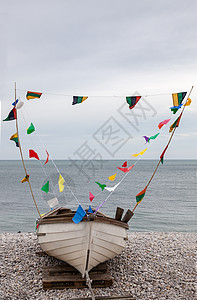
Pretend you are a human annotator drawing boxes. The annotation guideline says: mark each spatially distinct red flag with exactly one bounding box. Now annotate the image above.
[29,149,40,160]
[122,161,127,167]
[89,192,94,202]
[160,145,169,164]
[117,165,134,173]
[44,150,49,165]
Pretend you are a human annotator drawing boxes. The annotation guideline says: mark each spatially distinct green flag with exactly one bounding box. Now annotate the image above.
[41,181,49,193]
[149,133,160,141]
[27,123,35,134]
[95,181,106,191]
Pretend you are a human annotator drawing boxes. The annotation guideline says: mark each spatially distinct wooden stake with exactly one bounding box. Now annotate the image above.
[132,86,194,214]
[14,82,41,217]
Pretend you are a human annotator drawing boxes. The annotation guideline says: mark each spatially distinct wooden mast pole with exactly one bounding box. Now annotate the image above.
[14,82,41,217]
[132,86,194,213]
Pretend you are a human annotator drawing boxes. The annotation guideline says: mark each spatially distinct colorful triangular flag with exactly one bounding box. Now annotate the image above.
[26,91,42,100]
[41,181,49,193]
[3,107,16,121]
[21,175,29,183]
[136,186,147,204]
[117,165,134,173]
[108,173,117,181]
[126,96,141,109]
[89,192,94,202]
[95,182,106,191]
[158,119,171,129]
[27,123,35,134]
[29,149,40,160]
[58,174,65,192]
[72,96,88,105]
[44,150,49,165]
[10,133,19,147]
[72,205,86,224]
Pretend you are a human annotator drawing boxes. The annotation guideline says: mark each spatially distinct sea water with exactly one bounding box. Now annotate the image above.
[0,160,196,233]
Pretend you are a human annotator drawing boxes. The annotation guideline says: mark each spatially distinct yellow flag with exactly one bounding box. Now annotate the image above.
[59,174,65,192]
[184,98,192,106]
[132,148,148,157]
[21,175,29,183]
[108,173,117,181]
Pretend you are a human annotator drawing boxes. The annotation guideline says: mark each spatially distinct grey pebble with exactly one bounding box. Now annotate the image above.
[0,232,196,300]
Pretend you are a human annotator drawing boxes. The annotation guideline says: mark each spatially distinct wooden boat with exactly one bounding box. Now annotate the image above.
[37,207,132,278]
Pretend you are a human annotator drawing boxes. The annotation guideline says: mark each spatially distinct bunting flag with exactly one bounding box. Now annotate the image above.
[26,91,42,100]
[27,123,35,134]
[172,92,187,106]
[41,181,49,193]
[122,161,127,167]
[136,186,147,204]
[89,192,95,202]
[72,96,88,105]
[3,107,16,121]
[12,99,19,106]
[95,181,106,191]
[149,133,160,141]
[143,136,150,143]
[160,145,169,164]
[184,98,192,106]
[117,165,134,173]
[21,175,29,183]
[105,182,121,192]
[158,119,171,129]
[16,101,24,109]
[10,133,19,147]
[170,103,183,114]
[132,148,148,157]
[47,197,59,209]
[108,173,117,181]
[44,150,49,165]
[169,112,183,132]
[72,205,86,224]
[29,149,40,160]
[126,96,141,110]
[58,174,65,192]
[88,205,94,213]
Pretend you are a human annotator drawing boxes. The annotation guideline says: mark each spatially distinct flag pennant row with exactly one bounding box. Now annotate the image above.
[10,133,19,147]
[136,186,147,204]
[126,96,141,110]
[117,165,134,173]
[3,107,16,121]
[29,149,40,160]
[21,175,29,183]
[72,205,86,224]
[158,119,171,129]
[95,181,106,191]
[58,174,65,192]
[72,96,88,105]
[132,148,147,157]
[169,112,183,133]
[26,91,42,100]
[27,123,35,134]
[89,192,94,202]
[41,181,49,193]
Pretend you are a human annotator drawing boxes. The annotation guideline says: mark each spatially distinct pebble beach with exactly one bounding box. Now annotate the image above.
[0,232,196,300]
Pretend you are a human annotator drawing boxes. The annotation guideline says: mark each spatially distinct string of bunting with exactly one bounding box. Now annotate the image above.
[3,86,193,223]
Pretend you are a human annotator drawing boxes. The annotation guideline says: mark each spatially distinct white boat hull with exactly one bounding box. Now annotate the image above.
[37,220,128,277]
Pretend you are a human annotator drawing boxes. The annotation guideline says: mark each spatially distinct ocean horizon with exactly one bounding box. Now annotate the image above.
[0,159,196,233]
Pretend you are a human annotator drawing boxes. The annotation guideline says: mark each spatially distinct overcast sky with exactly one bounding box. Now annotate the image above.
[0,0,197,160]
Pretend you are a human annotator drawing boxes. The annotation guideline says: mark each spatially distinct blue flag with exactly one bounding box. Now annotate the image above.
[88,205,93,213]
[72,205,86,224]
